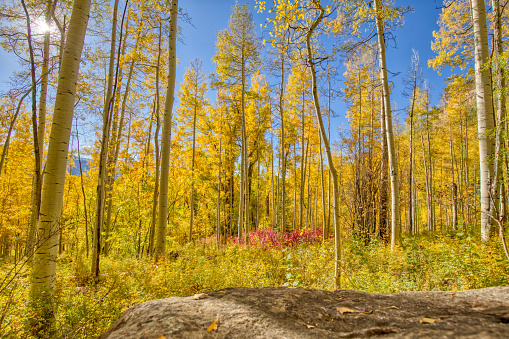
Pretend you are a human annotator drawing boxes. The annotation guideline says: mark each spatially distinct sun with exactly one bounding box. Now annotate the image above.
[33,17,54,34]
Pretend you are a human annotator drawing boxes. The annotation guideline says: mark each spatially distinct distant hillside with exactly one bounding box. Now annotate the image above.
[69,158,91,175]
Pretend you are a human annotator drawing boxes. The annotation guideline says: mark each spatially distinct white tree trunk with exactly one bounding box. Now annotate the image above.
[30,0,91,331]
[306,1,342,289]
[155,0,178,259]
[470,0,495,242]
[374,0,400,250]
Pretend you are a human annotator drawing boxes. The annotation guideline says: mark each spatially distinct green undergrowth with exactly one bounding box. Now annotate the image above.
[1,229,508,338]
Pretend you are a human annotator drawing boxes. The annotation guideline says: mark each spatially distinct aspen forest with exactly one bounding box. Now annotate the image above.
[1,0,509,337]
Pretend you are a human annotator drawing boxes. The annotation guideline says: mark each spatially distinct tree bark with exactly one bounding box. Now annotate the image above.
[306,0,342,289]
[155,0,178,259]
[491,0,507,226]
[279,55,287,234]
[91,0,120,281]
[29,0,91,332]
[470,0,495,242]
[22,0,43,261]
[378,92,389,242]
[149,23,163,256]
[374,0,400,250]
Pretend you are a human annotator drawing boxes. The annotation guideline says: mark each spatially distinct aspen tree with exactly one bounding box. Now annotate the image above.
[176,59,207,242]
[91,0,120,281]
[103,20,137,256]
[373,0,400,250]
[278,52,287,234]
[26,0,56,257]
[155,0,178,259]
[213,2,260,238]
[403,50,422,234]
[305,0,342,289]
[491,0,506,224]
[470,0,495,242]
[149,23,163,256]
[30,0,91,332]
[21,0,40,248]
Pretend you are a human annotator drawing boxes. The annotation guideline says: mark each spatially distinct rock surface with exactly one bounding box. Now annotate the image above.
[98,286,509,338]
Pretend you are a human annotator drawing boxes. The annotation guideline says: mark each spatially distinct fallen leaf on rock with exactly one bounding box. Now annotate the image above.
[218,291,226,293]
[298,321,315,329]
[337,307,373,314]
[380,306,399,310]
[188,293,209,300]
[420,317,440,324]
[207,319,218,332]
[449,293,455,298]
[157,336,166,339]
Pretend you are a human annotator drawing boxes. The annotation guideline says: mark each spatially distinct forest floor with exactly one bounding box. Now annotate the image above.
[1,228,509,337]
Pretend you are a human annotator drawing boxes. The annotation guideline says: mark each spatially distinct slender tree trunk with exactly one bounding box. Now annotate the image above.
[374,0,400,249]
[149,24,163,256]
[22,0,43,261]
[103,18,132,256]
[470,0,495,242]
[279,56,287,234]
[75,119,89,258]
[155,0,178,259]
[293,144,297,230]
[299,87,306,229]
[320,133,326,240]
[306,1,342,288]
[91,0,120,281]
[189,90,198,243]
[378,93,389,242]
[449,120,458,229]
[30,0,91,332]
[217,112,222,250]
[491,0,507,226]
[31,0,55,254]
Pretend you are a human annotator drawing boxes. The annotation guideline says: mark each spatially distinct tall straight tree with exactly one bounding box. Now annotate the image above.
[21,0,42,260]
[213,2,260,238]
[305,0,342,289]
[29,0,91,332]
[149,23,163,256]
[403,50,422,234]
[470,0,495,242]
[26,0,56,258]
[491,0,506,225]
[155,0,178,260]
[176,59,207,242]
[374,0,400,250]
[91,0,120,281]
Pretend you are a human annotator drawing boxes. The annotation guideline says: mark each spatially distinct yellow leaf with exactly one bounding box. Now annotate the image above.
[218,291,226,293]
[337,307,372,315]
[207,319,218,332]
[420,317,440,324]
[380,306,399,310]
[157,336,166,339]
[298,321,315,329]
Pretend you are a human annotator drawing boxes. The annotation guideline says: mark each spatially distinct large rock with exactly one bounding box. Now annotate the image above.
[98,286,509,338]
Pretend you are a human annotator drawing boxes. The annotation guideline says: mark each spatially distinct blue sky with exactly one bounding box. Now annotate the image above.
[1,0,450,141]
[175,0,449,138]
